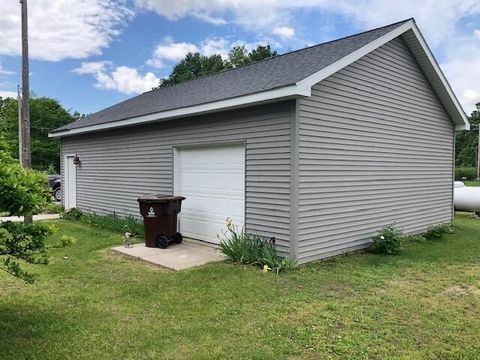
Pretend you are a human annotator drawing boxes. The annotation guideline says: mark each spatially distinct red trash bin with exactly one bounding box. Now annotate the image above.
[137,194,186,248]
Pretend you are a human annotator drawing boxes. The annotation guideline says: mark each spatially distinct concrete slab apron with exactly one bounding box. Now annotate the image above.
[112,240,226,271]
[0,214,61,223]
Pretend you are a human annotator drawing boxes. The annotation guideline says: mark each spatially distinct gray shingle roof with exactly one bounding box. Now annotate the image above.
[53,19,411,133]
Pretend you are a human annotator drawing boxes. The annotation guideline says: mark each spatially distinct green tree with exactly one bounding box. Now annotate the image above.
[0,95,75,172]
[159,44,278,87]
[0,140,52,282]
[455,110,480,167]
[226,45,251,68]
[248,45,278,63]
[225,45,278,68]
[160,53,225,88]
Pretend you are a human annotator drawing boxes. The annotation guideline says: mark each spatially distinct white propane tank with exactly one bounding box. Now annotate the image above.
[454,181,465,188]
[454,183,480,212]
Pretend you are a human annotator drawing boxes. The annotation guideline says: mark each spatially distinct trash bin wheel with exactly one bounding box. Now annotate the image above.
[174,232,183,244]
[156,235,169,249]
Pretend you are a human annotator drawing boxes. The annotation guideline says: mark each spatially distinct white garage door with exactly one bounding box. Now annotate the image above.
[174,143,245,243]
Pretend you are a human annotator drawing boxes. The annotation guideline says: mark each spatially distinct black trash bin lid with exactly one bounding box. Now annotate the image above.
[137,194,186,203]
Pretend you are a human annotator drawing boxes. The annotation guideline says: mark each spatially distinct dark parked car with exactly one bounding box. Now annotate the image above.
[48,174,61,202]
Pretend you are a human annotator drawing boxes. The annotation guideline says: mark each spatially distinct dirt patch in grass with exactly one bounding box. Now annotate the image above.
[441,285,480,297]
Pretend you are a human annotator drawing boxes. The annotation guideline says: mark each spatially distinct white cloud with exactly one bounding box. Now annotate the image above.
[72,61,112,75]
[99,66,159,94]
[272,26,295,39]
[0,90,17,99]
[322,1,480,114]
[136,0,480,112]
[474,29,480,40]
[146,37,225,69]
[317,0,480,46]
[200,37,231,57]
[461,89,480,108]
[3,0,475,110]
[0,0,133,61]
[75,35,272,94]
[442,54,480,114]
[146,38,198,68]
[193,13,228,26]
[73,62,159,94]
[134,0,230,24]
[134,1,480,46]
[134,0,295,37]
[135,0,480,45]
[146,36,274,69]
[438,27,480,114]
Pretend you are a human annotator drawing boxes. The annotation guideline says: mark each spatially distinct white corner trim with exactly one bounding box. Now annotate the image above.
[50,84,310,138]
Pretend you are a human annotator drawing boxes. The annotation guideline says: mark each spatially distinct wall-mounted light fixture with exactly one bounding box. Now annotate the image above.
[73,154,81,166]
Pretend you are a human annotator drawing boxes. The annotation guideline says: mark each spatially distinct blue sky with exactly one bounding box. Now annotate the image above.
[1,0,480,115]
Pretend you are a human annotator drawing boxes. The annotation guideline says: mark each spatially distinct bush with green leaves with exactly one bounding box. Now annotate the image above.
[63,207,83,221]
[369,225,403,255]
[403,234,427,243]
[63,208,144,236]
[41,201,63,214]
[423,224,455,241]
[455,167,476,181]
[370,222,455,256]
[0,221,52,283]
[0,141,51,216]
[218,219,295,274]
[0,140,54,282]
[59,235,77,247]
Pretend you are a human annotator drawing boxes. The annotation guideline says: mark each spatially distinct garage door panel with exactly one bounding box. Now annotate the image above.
[180,177,243,194]
[175,143,245,243]
[181,200,241,221]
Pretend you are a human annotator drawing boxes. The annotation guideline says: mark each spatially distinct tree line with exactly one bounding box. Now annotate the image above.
[0,96,76,173]
[455,109,480,168]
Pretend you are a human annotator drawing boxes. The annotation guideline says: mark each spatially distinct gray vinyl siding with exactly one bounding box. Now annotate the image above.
[61,102,294,252]
[61,36,457,264]
[296,36,455,263]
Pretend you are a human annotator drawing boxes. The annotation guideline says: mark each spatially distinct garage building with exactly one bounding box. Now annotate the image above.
[51,19,469,263]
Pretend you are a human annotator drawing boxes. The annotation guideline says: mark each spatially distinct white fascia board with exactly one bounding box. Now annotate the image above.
[455,124,469,131]
[296,19,470,131]
[51,19,469,138]
[409,24,470,130]
[296,20,415,93]
[49,84,310,138]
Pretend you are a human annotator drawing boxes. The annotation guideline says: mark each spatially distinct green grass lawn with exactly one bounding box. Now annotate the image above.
[464,180,480,187]
[1,215,480,359]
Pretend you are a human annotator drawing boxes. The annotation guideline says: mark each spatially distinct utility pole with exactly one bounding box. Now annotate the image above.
[20,0,32,224]
[17,84,22,160]
[477,125,480,181]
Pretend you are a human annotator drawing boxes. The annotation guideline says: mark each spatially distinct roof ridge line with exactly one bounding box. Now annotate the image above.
[141,18,414,95]
[76,18,413,120]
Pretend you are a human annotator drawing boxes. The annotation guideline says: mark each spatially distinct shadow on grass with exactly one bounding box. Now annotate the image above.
[0,303,78,359]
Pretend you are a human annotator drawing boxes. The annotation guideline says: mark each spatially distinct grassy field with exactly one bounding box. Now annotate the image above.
[464,180,480,187]
[1,215,480,359]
